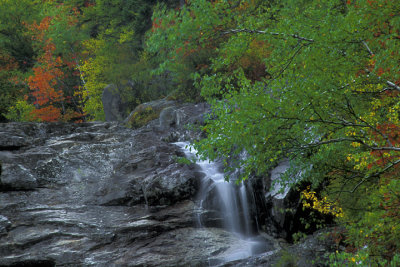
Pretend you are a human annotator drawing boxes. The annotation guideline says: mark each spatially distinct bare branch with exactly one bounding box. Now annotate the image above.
[70,47,88,93]
[363,68,400,93]
[361,41,400,92]
[386,80,400,92]
[273,43,305,79]
[362,40,374,56]
[301,138,356,148]
[220,28,314,42]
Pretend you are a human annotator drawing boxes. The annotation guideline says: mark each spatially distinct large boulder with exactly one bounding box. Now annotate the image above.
[251,159,334,243]
[102,84,131,122]
[0,163,38,190]
[263,159,299,239]
[98,144,201,206]
[124,99,209,143]
[159,106,180,129]
[124,98,176,128]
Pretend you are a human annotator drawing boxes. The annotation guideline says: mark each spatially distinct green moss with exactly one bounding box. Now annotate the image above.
[275,250,299,267]
[126,105,161,129]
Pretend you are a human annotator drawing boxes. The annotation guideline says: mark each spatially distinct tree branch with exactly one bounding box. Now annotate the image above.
[220,28,314,42]
[361,40,400,92]
[273,43,306,79]
[70,47,88,93]
[386,80,400,92]
[362,40,374,56]
[350,158,400,193]
[300,138,356,149]
[371,146,400,152]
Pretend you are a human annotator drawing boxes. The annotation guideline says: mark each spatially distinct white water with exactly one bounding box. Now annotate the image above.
[174,142,268,264]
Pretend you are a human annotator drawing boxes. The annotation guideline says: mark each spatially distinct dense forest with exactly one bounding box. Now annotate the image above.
[1,0,399,265]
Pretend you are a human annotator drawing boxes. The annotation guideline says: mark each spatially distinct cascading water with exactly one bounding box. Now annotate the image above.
[174,142,269,265]
[240,184,252,236]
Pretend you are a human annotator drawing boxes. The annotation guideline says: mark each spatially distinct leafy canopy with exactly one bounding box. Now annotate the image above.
[146,0,400,264]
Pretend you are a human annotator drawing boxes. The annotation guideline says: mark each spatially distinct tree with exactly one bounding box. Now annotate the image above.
[1,0,86,122]
[0,0,41,121]
[78,0,169,120]
[146,0,400,264]
[1,0,182,122]
[24,4,86,122]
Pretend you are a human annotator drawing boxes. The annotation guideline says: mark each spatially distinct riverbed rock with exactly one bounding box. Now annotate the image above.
[98,144,201,206]
[251,158,335,244]
[0,215,11,235]
[224,228,338,267]
[124,98,176,128]
[102,84,128,122]
[1,102,273,266]
[253,159,302,240]
[0,163,38,190]
[102,84,121,121]
[159,106,178,129]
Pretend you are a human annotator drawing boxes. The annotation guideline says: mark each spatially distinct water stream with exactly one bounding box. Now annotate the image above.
[174,142,269,265]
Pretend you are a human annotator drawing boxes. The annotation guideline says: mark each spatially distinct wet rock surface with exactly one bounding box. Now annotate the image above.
[0,215,11,235]
[1,163,38,190]
[0,103,256,266]
[224,228,338,267]
[0,101,332,266]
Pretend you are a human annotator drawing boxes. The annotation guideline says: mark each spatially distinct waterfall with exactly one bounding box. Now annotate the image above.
[174,142,268,264]
[240,184,251,236]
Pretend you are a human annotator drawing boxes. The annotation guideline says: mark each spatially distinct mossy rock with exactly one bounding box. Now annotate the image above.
[126,105,161,129]
[275,250,299,267]
[124,98,177,129]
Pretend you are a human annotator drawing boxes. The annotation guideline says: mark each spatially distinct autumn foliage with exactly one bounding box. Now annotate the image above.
[24,13,84,122]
